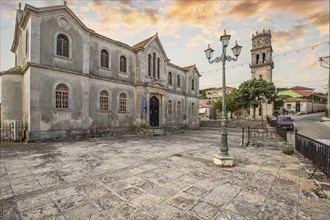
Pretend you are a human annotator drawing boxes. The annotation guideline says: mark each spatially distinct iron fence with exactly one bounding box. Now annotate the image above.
[295,133,330,177]
[0,123,24,143]
[241,126,287,147]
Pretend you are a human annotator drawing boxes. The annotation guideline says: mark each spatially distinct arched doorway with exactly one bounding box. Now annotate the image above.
[149,96,159,127]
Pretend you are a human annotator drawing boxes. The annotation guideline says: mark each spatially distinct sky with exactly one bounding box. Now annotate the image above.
[0,0,329,93]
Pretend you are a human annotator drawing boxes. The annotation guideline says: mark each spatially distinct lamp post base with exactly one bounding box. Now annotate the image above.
[213,154,234,167]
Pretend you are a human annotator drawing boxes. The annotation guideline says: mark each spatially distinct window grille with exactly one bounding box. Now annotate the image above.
[55,83,69,109]
[100,49,109,68]
[100,90,109,111]
[119,93,127,112]
[57,34,69,57]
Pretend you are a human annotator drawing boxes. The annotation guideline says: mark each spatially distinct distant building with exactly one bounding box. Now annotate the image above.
[278,86,326,113]
[205,87,236,99]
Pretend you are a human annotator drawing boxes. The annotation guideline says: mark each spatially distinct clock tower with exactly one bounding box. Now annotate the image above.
[250,30,273,82]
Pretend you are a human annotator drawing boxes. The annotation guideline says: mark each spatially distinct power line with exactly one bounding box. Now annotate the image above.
[199,41,329,75]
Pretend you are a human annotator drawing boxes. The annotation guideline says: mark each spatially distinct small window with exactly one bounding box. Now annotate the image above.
[191,79,195,90]
[120,55,127,73]
[148,54,152,76]
[168,72,172,85]
[157,57,160,79]
[153,53,156,77]
[262,53,266,63]
[287,104,291,110]
[191,102,195,115]
[177,75,181,87]
[256,54,259,64]
[119,93,127,112]
[100,90,109,111]
[56,34,69,57]
[177,101,182,114]
[55,83,69,109]
[167,100,172,114]
[100,49,109,68]
[26,30,29,55]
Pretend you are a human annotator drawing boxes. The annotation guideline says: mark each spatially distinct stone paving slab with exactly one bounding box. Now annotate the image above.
[0,128,329,220]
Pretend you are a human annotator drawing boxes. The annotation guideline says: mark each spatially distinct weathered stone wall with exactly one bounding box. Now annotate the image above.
[1,74,23,123]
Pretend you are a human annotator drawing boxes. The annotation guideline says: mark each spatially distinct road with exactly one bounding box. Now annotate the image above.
[292,112,330,140]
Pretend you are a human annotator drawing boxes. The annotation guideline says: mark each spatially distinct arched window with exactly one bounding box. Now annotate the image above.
[119,93,127,112]
[177,75,181,87]
[26,30,29,55]
[157,57,160,79]
[100,49,109,68]
[120,55,127,73]
[167,100,172,114]
[191,102,195,115]
[191,79,195,90]
[256,54,259,64]
[100,90,109,111]
[55,83,69,109]
[262,53,266,63]
[177,101,182,114]
[168,72,172,85]
[148,54,152,76]
[153,53,156,77]
[56,34,69,57]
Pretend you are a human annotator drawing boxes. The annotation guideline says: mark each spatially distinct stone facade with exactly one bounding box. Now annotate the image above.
[0,3,200,141]
[250,30,274,118]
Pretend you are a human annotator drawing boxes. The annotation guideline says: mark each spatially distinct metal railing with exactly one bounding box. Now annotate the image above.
[241,126,287,147]
[0,124,24,143]
[295,132,330,177]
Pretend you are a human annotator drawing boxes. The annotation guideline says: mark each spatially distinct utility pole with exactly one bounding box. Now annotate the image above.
[319,56,329,117]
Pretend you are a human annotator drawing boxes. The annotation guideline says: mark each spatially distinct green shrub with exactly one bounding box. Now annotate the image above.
[282,145,294,155]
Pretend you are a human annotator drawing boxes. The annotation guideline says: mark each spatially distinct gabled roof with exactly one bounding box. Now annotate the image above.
[278,90,302,98]
[11,2,134,52]
[292,90,314,97]
[132,36,154,49]
[291,86,313,90]
[132,34,170,61]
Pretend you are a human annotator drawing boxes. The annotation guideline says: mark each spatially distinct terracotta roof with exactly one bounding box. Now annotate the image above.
[292,90,314,97]
[291,86,313,90]
[132,35,154,49]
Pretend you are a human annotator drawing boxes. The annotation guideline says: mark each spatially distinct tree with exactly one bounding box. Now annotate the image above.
[235,78,276,119]
[212,90,240,119]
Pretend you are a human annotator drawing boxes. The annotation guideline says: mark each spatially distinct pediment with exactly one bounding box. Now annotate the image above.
[146,80,168,90]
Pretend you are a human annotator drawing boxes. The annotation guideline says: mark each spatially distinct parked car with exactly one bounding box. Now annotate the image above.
[277,115,294,131]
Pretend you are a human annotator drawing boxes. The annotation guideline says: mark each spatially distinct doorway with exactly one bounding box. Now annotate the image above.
[149,96,159,127]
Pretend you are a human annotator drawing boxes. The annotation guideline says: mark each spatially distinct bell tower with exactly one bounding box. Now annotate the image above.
[250,29,273,82]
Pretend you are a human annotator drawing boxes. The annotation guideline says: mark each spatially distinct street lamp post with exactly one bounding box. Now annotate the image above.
[204,30,242,166]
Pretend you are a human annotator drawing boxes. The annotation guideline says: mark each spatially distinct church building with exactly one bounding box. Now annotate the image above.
[250,29,274,118]
[0,2,200,141]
